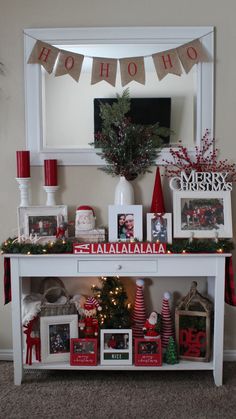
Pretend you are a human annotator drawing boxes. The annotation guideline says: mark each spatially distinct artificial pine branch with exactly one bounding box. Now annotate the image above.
[92,89,171,180]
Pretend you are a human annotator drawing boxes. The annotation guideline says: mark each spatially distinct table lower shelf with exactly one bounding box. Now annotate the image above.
[24,360,214,371]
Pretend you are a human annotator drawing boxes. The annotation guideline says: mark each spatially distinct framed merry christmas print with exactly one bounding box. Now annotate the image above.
[134,336,162,366]
[146,213,172,243]
[108,205,143,242]
[100,329,132,365]
[70,338,97,366]
[40,314,78,363]
[173,191,232,239]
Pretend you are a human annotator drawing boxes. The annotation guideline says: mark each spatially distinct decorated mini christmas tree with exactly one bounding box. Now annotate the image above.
[132,279,146,338]
[92,276,131,329]
[161,292,175,349]
[165,336,179,364]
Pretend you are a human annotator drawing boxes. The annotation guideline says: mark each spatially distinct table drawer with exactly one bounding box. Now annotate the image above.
[77,259,158,274]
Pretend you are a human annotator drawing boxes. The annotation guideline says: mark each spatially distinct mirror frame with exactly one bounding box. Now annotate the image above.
[24,26,214,166]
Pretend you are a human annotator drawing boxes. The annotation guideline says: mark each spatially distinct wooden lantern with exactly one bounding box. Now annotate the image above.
[175,281,213,362]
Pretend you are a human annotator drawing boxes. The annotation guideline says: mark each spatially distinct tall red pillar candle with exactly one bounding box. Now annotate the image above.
[44,159,58,186]
[16,150,30,178]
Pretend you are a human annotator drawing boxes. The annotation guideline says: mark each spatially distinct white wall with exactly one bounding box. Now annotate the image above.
[1,0,236,351]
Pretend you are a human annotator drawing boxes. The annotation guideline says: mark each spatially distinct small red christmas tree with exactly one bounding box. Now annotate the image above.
[132,279,146,338]
[161,292,175,349]
[150,166,165,213]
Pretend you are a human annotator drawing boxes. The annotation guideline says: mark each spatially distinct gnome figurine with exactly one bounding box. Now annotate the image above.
[79,296,101,338]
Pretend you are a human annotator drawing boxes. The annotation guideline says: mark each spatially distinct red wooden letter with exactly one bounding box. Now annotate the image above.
[128,62,138,76]
[161,54,173,69]
[38,47,51,63]
[100,62,110,78]
[65,56,75,71]
[187,47,198,61]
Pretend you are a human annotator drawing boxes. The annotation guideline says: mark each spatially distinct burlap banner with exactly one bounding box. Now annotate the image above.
[27,37,210,84]
[55,50,84,82]
[91,58,117,86]
[177,39,209,73]
[119,57,145,86]
[152,49,182,81]
[27,40,59,74]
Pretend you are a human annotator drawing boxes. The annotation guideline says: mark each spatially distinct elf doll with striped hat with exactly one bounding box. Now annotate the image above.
[79,296,101,338]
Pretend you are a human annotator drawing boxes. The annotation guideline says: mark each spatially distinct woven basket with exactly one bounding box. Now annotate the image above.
[40,286,77,317]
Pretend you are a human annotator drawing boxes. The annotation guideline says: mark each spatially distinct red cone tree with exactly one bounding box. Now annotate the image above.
[132,279,146,338]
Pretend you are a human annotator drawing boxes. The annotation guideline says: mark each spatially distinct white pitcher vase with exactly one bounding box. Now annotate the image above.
[114,176,135,205]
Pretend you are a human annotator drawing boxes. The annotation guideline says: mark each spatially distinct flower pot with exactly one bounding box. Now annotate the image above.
[114,176,135,205]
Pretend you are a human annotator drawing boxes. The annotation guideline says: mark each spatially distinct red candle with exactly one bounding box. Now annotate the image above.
[16,150,30,178]
[44,159,58,186]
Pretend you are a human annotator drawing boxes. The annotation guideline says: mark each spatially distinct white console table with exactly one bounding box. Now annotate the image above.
[8,252,229,386]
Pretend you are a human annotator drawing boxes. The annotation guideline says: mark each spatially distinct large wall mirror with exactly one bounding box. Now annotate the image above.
[24,26,214,165]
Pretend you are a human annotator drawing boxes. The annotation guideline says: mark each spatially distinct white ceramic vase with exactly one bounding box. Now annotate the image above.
[114,176,135,205]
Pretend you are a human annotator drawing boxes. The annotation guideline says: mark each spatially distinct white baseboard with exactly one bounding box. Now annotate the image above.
[0,349,13,361]
[1,349,236,362]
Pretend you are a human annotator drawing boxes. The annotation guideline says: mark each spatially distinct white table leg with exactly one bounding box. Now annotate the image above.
[211,257,225,386]
[11,258,23,385]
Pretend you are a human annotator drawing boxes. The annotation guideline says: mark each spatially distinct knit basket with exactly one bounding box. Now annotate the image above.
[40,286,77,317]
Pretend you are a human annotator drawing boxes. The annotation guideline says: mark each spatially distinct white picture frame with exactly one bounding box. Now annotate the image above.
[100,329,132,366]
[40,315,78,363]
[108,205,143,242]
[17,205,68,243]
[146,213,172,244]
[173,191,232,238]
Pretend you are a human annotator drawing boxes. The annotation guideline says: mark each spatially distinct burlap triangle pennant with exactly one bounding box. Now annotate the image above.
[177,39,209,73]
[119,56,145,86]
[54,50,84,82]
[91,58,117,86]
[27,40,59,74]
[152,49,182,81]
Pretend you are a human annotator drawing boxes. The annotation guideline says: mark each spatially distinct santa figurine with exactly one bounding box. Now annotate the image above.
[75,205,96,234]
[79,296,101,338]
[143,311,161,338]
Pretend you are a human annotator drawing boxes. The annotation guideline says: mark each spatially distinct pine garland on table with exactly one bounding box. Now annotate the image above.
[1,237,234,255]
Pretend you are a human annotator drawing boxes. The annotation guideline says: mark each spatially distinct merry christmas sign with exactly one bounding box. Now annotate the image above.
[73,242,166,254]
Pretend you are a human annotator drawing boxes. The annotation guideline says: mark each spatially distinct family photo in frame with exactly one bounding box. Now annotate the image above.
[108,205,143,242]
[173,191,233,238]
[146,213,172,244]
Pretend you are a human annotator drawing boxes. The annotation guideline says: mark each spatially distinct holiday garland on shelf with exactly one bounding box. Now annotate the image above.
[91,89,171,180]
[1,237,234,255]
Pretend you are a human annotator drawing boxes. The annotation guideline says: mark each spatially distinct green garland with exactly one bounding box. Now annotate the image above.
[1,237,234,255]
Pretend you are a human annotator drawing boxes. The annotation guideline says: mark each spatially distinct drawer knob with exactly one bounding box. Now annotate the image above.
[116,264,122,270]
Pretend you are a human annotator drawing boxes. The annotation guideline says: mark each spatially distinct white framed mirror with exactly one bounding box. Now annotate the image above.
[24,26,214,166]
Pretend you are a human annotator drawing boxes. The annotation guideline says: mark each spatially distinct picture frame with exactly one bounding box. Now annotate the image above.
[146,213,172,244]
[173,191,232,238]
[17,205,68,243]
[40,314,78,363]
[134,336,162,366]
[100,329,132,365]
[70,338,98,366]
[108,205,143,242]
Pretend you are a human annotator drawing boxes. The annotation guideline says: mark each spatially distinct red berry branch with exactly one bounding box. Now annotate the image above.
[163,130,236,181]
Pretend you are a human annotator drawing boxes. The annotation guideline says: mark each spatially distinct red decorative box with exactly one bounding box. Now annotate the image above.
[134,337,162,366]
[70,338,97,366]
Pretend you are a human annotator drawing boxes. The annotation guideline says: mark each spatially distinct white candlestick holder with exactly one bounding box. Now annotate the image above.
[16,177,31,207]
[44,185,59,206]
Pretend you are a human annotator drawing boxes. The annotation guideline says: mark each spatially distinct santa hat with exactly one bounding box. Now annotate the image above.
[76,205,95,216]
[84,296,101,311]
[150,167,165,213]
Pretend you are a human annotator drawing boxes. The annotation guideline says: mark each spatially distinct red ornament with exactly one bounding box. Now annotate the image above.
[16,150,30,178]
[44,159,58,186]
[161,292,175,349]
[150,167,165,213]
[132,279,146,338]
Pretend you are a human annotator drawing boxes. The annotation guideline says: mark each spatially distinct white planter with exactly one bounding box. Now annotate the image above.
[114,176,135,205]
